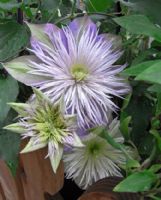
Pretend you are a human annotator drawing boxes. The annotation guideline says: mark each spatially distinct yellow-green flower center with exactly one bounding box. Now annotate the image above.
[71,64,88,81]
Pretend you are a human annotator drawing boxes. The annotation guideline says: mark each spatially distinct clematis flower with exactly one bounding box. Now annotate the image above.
[3,17,130,128]
[4,88,82,173]
[63,118,129,189]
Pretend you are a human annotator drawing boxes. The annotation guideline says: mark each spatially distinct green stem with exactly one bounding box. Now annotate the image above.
[71,0,77,17]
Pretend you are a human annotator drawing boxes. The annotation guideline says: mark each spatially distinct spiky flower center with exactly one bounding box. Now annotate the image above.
[31,103,68,143]
[71,64,88,81]
[85,137,107,158]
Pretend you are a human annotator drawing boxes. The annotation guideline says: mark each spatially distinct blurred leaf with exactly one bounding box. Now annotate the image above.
[0,75,19,122]
[119,0,161,26]
[148,84,161,93]
[0,2,22,11]
[150,196,161,200]
[135,62,161,84]
[114,170,158,192]
[150,130,161,151]
[122,60,161,76]
[124,84,153,144]
[0,109,20,175]
[138,134,154,156]
[85,0,114,12]
[156,93,161,116]
[41,0,60,11]
[120,116,131,140]
[149,164,161,173]
[113,15,161,42]
[0,20,30,62]
[126,158,140,169]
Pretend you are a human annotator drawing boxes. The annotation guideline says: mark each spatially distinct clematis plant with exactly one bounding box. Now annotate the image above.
[64,118,131,189]
[2,17,130,129]
[4,88,82,173]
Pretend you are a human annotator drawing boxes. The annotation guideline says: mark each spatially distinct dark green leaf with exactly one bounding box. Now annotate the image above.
[114,170,158,192]
[0,75,19,122]
[113,15,161,42]
[148,84,161,93]
[0,109,20,175]
[85,0,114,12]
[156,93,161,116]
[119,0,161,26]
[0,2,22,11]
[0,20,30,61]
[150,130,161,151]
[120,116,131,140]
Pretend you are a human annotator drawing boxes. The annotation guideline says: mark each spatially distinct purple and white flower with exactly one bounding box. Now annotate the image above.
[3,17,130,128]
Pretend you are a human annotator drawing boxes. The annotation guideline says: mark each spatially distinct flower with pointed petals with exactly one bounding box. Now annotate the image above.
[3,17,130,128]
[63,118,129,189]
[4,88,82,173]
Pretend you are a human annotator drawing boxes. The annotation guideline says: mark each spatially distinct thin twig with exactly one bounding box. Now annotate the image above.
[54,12,121,24]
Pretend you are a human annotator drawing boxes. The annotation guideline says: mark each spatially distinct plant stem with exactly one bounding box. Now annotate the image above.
[71,0,76,17]
[17,0,23,24]
[55,11,121,24]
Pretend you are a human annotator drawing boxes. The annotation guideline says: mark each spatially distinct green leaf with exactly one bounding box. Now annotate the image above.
[149,164,161,173]
[114,170,158,192]
[0,75,19,122]
[148,84,161,93]
[149,196,161,200]
[0,20,30,61]
[120,116,131,140]
[113,15,161,42]
[123,84,153,145]
[135,61,161,84]
[150,130,161,151]
[0,109,20,175]
[119,0,161,26]
[85,0,114,12]
[0,2,22,11]
[156,93,161,116]
[40,0,60,12]
[122,60,161,76]
[126,159,140,169]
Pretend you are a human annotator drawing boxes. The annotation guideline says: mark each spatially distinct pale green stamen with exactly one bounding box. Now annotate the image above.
[71,64,88,81]
[32,103,68,144]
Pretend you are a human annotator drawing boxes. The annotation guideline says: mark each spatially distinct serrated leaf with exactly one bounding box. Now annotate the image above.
[114,170,158,192]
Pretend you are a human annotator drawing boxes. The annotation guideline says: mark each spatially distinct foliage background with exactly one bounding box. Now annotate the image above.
[0,0,161,199]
